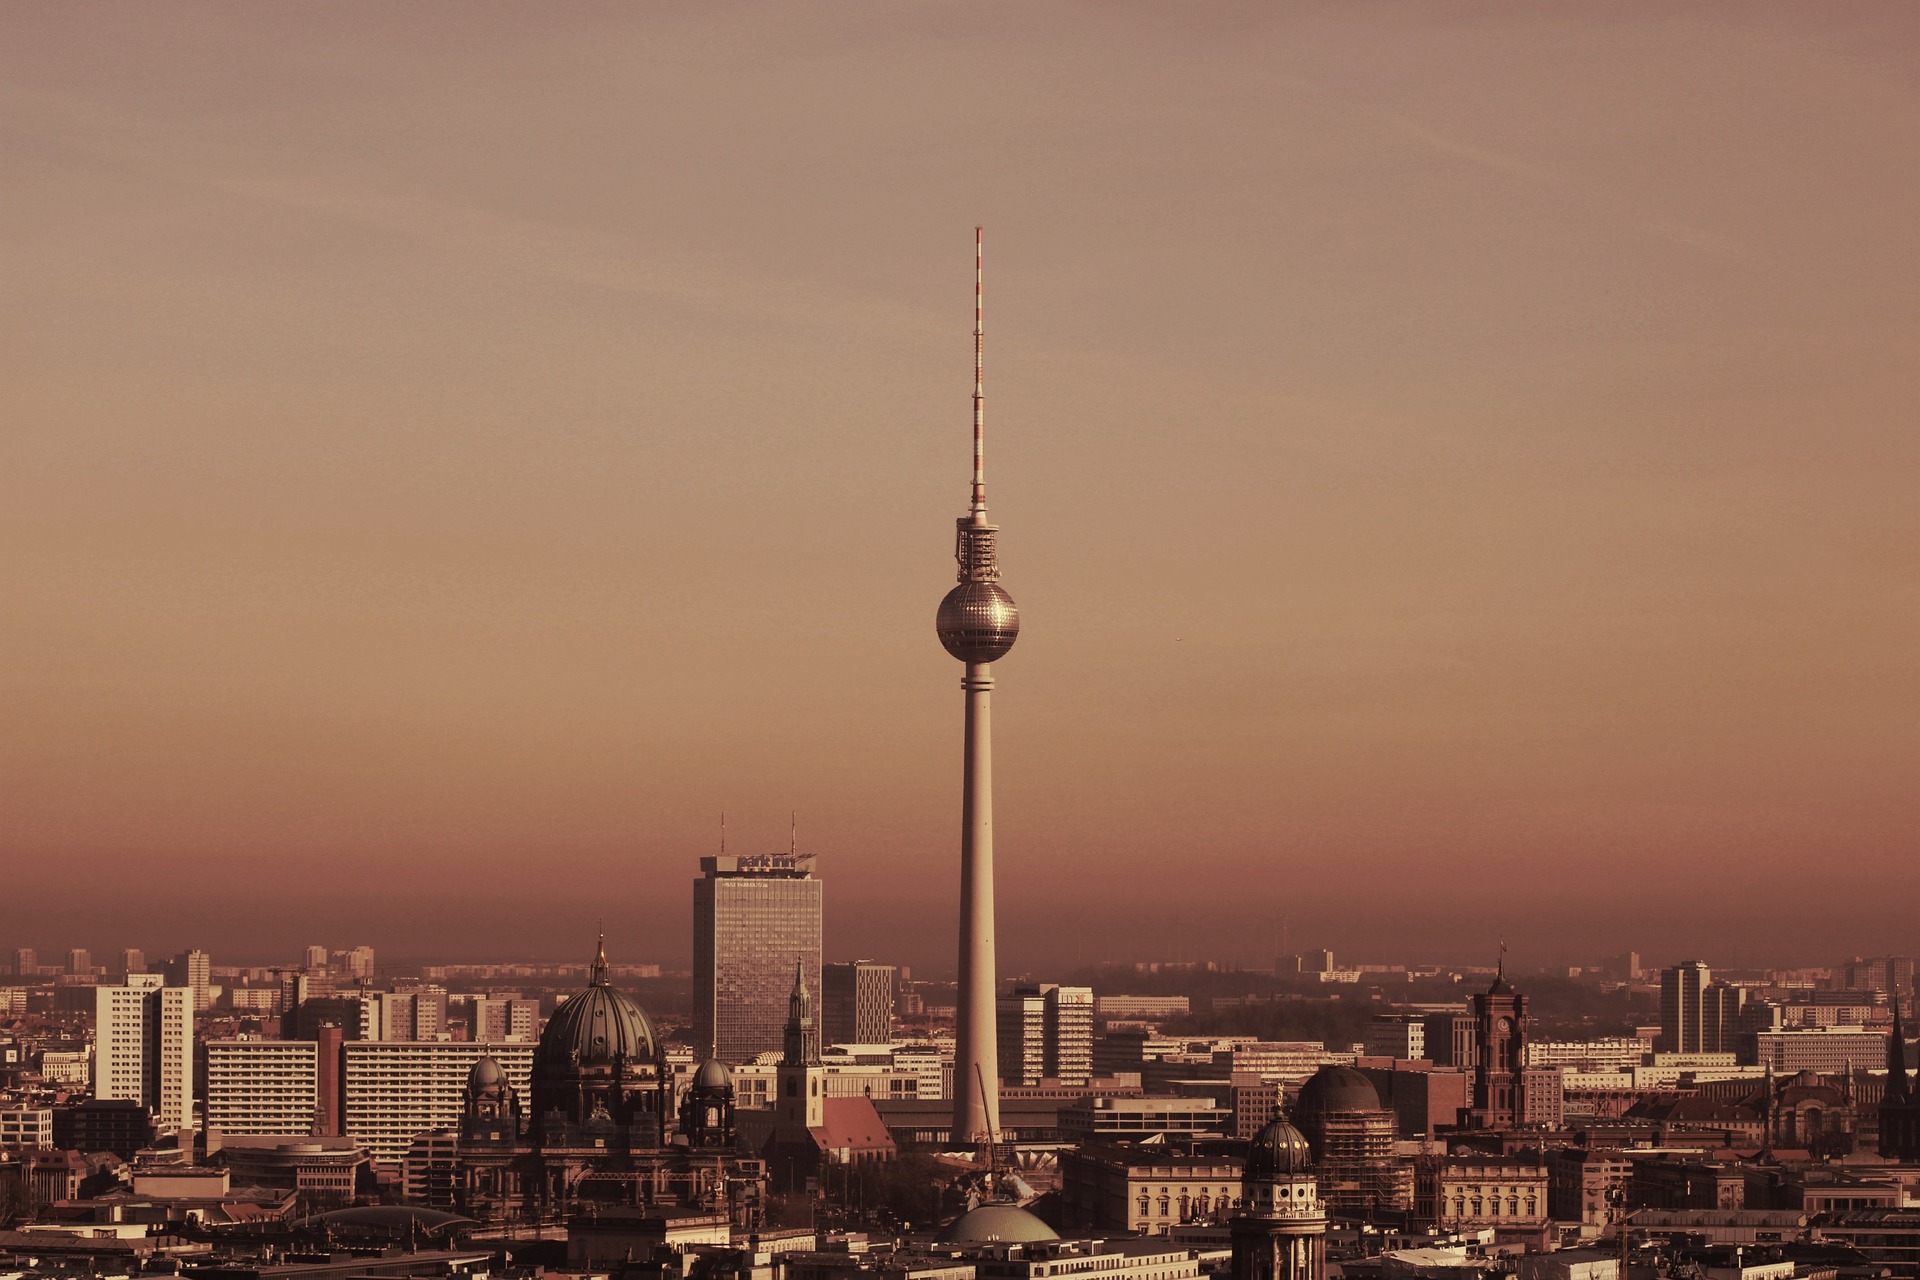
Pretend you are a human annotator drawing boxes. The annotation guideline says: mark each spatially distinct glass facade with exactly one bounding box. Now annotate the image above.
[693,854,823,1065]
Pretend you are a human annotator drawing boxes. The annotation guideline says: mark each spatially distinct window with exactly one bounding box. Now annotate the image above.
[1157,1197,1169,1216]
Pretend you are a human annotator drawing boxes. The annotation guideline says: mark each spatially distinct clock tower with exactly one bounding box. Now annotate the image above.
[1469,960,1527,1129]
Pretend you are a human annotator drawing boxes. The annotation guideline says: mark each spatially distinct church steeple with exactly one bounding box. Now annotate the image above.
[783,961,820,1067]
[1889,1002,1910,1102]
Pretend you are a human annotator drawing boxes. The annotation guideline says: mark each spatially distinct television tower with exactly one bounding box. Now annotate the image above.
[937,228,1020,1150]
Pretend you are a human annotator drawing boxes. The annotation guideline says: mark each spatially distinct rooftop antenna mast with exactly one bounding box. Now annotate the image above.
[971,226,987,517]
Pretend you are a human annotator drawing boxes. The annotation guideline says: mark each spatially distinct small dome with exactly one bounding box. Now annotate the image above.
[469,1056,506,1089]
[1245,1117,1314,1179]
[693,1059,733,1090]
[1295,1065,1382,1115]
[937,581,1020,664]
[937,1203,1059,1244]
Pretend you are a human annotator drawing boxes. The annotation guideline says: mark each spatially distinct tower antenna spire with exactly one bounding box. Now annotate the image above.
[971,226,986,516]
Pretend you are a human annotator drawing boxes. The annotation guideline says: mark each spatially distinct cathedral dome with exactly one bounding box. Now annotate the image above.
[1245,1117,1314,1179]
[1295,1065,1382,1115]
[469,1056,506,1089]
[536,940,657,1068]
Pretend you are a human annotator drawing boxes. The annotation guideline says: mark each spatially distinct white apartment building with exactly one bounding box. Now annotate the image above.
[1526,1038,1649,1072]
[341,1041,533,1165]
[94,974,193,1132]
[1755,1027,1888,1075]
[205,1040,319,1136]
[0,1105,54,1149]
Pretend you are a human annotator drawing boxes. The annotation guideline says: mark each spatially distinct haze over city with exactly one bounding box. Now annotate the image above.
[4,3,1915,972]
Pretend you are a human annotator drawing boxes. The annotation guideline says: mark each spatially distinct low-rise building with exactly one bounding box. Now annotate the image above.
[1060,1095,1230,1143]
[1059,1146,1242,1236]
[0,1104,54,1150]
[1413,1156,1549,1233]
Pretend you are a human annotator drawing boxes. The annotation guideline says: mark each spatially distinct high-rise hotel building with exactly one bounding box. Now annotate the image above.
[693,853,822,1065]
[94,973,193,1133]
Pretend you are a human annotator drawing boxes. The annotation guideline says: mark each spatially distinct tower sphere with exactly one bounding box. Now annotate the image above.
[937,581,1020,663]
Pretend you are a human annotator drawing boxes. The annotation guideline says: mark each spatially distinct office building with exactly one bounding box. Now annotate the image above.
[66,949,92,977]
[162,948,212,1012]
[205,1040,320,1136]
[693,852,822,1064]
[998,984,1093,1086]
[119,949,146,977]
[468,995,539,1042]
[999,990,1046,1086]
[341,1040,534,1164]
[10,949,34,978]
[0,1105,54,1150]
[1754,1027,1887,1075]
[1421,1012,1477,1068]
[305,944,330,972]
[822,961,895,1045]
[93,973,193,1132]
[1364,1015,1425,1061]
[1658,961,1712,1053]
[345,946,376,980]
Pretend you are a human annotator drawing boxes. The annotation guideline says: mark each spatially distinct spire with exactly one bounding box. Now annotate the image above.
[590,927,610,987]
[783,961,819,1067]
[1889,1002,1910,1101]
[971,225,986,518]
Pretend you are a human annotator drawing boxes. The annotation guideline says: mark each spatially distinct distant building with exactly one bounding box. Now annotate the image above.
[1364,1015,1425,1061]
[0,1105,54,1150]
[52,1098,155,1158]
[1544,1146,1631,1229]
[1657,963,1749,1057]
[10,948,35,978]
[693,852,823,1064]
[1415,1155,1548,1232]
[1754,1027,1887,1075]
[1095,995,1191,1023]
[468,995,539,1042]
[344,945,376,980]
[823,961,895,1045]
[162,949,212,1012]
[341,1039,534,1164]
[205,1040,320,1137]
[1421,1012,1477,1069]
[94,973,193,1133]
[1060,1095,1231,1142]
[67,948,92,977]
[117,949,145,978]
[999,984,1094,1087]
[1060,1146,1243,1236]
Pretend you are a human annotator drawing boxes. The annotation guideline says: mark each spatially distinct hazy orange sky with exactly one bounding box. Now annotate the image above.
[3,3,1914,973]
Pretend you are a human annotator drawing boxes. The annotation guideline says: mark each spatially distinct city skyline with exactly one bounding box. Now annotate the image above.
[4,4,1915,971]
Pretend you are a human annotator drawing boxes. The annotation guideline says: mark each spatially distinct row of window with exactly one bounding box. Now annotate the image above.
[1450,1197,1537,1217]
[1136,1193,1236,1218]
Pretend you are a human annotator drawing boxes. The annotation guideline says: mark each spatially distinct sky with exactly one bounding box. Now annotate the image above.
[2,3,1915,976]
